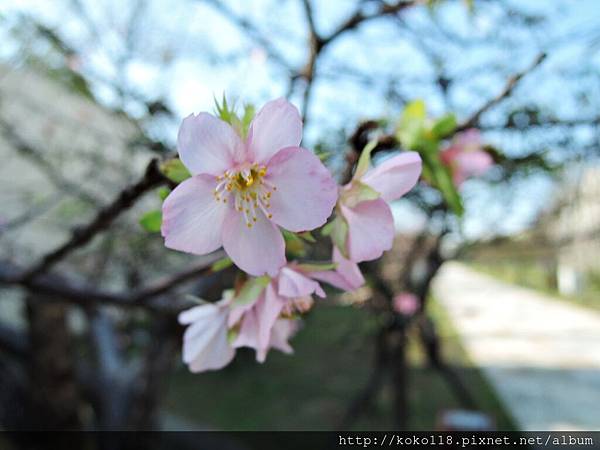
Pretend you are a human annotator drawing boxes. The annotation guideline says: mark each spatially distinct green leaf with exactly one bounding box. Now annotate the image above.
[211,256,233,272]
[331,217,349,258]
[139,210,162,232]
[295,262,338,272]
[160,159,191,183]
[354,139,379,180]
[341,180,380,208]
[431,113,457,139]
[231,276,270,307]
[397,99,427,150]
[158,187,171,201]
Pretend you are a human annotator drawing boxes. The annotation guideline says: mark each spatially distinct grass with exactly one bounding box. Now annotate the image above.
[470,261,600,311]
[164,299,517,431]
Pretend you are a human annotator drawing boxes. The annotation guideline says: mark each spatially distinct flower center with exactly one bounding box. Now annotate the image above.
[213,163,277,228]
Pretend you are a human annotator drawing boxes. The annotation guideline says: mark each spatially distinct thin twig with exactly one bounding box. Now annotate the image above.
[457,53,547,131]
[321,0,419,47]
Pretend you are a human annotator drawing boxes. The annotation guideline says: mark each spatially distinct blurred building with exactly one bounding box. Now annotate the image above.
[544,164,600,295]
[466,163,600,298]
[0,64,186,328]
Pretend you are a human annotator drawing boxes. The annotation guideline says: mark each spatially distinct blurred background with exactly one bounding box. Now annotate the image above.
[0,0,599,440]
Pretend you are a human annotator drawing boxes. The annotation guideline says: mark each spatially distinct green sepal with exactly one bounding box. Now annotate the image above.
[295,262,338,272]
[354,139,379,180]
[139,210,162,232]
[331,216,349,258]
[282,230,307,257]
[321,221,334,236]
[227,327,239,344]
[298,231,316,243]
[231,276,270,307]
[211,257,233,272]
[341,180,380,208]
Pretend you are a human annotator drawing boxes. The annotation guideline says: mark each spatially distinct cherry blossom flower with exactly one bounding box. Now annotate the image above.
[440,129,493,186]
[162,98,338,276]
[333,150,422,263]
[228,265,326,362]
[311,247,365,291]
[178,298,235,373]
[179,263,345,371]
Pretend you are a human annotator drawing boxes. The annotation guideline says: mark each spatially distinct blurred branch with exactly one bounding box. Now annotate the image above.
[457,52,547,131]
[19,158,169,283]
[0,120,101,206]
[0,253,222,312]
[321,0,420,47]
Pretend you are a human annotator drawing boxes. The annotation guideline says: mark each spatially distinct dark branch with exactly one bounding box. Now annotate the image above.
[322,0,418,47]
[0,253,222,312]
[457,52,547,131]
[20,159,168,282]
[0,120,101,206]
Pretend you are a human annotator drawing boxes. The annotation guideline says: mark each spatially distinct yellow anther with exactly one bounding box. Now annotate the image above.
[247,223,253,228]
[267,213,273,219]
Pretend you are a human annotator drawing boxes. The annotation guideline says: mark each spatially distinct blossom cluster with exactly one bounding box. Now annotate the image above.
[160,98,489,372]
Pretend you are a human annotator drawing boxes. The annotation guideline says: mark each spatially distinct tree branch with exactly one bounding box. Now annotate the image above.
[322,0,419,47]
[19,158,168,282]
[457,52,547,131]
[0,252,223,312]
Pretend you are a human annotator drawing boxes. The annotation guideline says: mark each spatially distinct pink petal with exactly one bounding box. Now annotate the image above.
[256,283,286,354]
[232,284,286,363]
[278,266,325,298]
[341,199,395,262]
[221,210,286,276]
[232,306,260,350]
[454,128,481,152]
[178,112,246,176]
[333,247,365,289]
[268,319,299,355]
[440,145,460,167]
[266,147,337,232]
[361,152,422,202]
[247,98,302,165]
[454,149,493,178]
[179,303,235,372]
[311,247,365,291]
[162,174,228,255]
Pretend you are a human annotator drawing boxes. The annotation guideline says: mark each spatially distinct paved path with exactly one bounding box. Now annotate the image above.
[433,262,600,431]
